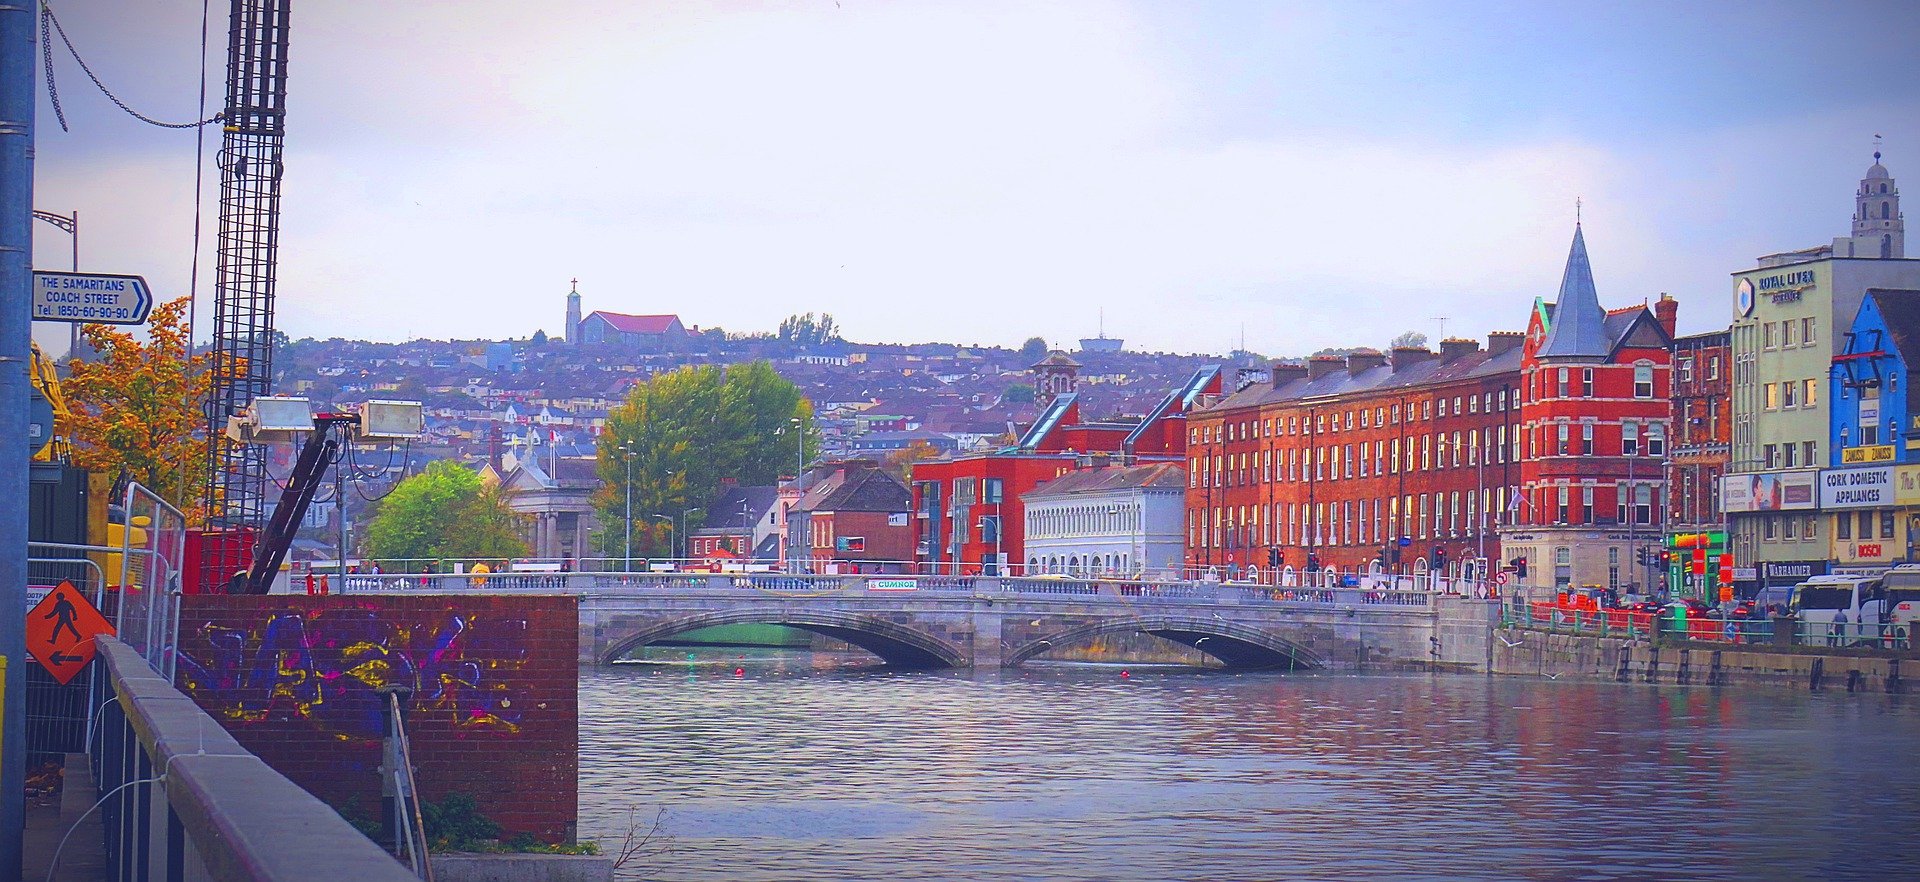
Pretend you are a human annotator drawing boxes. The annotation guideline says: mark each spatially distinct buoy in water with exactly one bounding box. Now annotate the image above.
[1121,670,1131,679]
[734,667,745,677]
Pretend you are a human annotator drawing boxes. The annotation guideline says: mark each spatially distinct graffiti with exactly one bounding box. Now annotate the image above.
[177,600,536,742]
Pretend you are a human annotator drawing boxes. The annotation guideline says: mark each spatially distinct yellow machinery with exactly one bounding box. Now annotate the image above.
[29,341,69,464]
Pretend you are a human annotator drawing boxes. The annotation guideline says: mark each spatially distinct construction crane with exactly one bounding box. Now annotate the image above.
[197,0,291,591]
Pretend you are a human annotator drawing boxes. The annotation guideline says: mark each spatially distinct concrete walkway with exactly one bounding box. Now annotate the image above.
[23,754,108,882]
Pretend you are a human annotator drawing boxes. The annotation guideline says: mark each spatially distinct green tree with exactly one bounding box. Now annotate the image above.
[1018,336,1049,361]
[595,362,818,557]
[531,329,549,346]
[1389,331,1428,349]
[1002,383,1036,404]
[365,461,530,562]
[777,313,842,347]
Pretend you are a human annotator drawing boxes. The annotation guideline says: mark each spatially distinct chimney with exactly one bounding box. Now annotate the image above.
[1486,331,1524,356]
[1390,346,1434,372]
[1346,350,1387,375]
[1270,360,1309,388]
[720,477,739,488]
[1306,355,1343,380]
[1654,293,1678,338]
[1439,338,1480,362]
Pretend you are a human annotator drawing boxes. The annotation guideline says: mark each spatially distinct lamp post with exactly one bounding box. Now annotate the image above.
[649,514,673,567]
[31,209,78,356]
[679,507,704,562]
[619,444,635,572]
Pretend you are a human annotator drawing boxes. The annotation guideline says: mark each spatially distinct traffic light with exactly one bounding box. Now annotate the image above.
[1307,552,1321,572]
[1268,547,1281,568]
[1432,546,1448,569]
[1634,547,1649,567]
[1511,556,1528,578]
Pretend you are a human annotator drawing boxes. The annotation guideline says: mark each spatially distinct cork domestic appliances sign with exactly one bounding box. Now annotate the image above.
[1820,466,1896,510]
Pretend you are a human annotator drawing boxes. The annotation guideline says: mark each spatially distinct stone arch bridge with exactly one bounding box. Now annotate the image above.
[350,573,1496,671]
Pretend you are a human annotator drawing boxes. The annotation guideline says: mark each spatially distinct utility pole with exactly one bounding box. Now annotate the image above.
[0,1,35,871]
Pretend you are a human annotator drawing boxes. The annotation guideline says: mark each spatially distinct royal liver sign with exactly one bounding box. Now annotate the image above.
[32,271,153,324]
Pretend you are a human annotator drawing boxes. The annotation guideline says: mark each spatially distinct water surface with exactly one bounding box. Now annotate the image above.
[579,651,1920,881]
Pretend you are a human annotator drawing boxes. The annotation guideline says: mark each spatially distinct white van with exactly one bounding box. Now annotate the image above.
[1875,565,1920,636]
[1789,574,1887,643]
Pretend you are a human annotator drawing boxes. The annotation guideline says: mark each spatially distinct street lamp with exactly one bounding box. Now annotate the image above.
[679,507,704,562]
[649,514,673,567]
[619,443,636,572]
[31,210,79,355]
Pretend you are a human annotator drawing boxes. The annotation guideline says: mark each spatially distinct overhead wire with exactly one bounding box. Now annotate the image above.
[39,1,224,132]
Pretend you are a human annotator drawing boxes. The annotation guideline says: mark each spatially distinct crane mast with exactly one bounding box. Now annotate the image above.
[200,0,290,588]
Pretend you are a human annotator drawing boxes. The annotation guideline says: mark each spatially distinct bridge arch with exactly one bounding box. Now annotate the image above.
[1007,615,1326,671]
[599,609,969,669]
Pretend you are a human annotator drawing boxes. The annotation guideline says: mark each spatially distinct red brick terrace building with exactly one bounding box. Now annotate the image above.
[1187,223,1677,590]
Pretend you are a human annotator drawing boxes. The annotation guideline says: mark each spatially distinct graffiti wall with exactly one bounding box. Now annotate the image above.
[177,594,579,841]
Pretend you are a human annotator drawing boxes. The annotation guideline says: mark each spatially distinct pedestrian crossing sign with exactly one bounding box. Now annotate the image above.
[26,581,115,684]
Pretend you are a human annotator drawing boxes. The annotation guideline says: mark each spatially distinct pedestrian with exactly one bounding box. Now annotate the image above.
[1832,608,1849,646]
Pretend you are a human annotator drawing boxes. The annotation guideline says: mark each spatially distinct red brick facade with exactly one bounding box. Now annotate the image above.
[175,594,580,842]
[1667,330,1731,530]
[1185,340,1526,575]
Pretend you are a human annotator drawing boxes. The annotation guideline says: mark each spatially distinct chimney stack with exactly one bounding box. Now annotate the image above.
[1390,346,1434,372]
[1439,338,1480,362]
[1346,350,1388,375]
[1486,331,1525,357]
[1306,355,1343,380]
[1654,293,1679,338]
[1270,361,1309,388]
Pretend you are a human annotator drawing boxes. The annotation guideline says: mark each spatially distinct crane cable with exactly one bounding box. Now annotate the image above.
[39,0,224,132]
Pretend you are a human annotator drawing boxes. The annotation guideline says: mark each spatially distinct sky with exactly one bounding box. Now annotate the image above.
[27,0,1920,357]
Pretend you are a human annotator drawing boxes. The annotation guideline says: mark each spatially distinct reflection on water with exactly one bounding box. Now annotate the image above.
[581,649,1920,881]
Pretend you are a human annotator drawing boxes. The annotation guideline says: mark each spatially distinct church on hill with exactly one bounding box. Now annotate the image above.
[563,279,688,351]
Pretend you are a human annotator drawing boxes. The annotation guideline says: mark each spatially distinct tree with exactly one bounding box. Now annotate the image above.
[364,461,530,562]
[883,440,943,481]
[1018,337,1049,361]
[1002,383,1036,404]
[595,361,818,557]
[63,296,212,518]
[531,329,549,347]
[1389,331,1428,349]
[776,313,842,347]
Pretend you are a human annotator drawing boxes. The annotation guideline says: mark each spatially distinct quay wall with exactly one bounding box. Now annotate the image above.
[176,594,581,841]
[1492,625,1915,693]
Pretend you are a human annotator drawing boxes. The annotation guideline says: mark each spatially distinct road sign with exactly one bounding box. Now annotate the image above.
[26,581,115,684]
[31,270,153,325]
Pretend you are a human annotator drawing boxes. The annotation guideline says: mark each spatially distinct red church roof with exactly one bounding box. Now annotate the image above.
[586,311,682,334]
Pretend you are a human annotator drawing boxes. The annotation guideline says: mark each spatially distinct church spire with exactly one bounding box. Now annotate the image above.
[1853,140,1903,258]
[1535,222,1609,362]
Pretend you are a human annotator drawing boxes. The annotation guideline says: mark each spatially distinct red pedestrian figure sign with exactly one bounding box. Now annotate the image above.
[26,581,115,684]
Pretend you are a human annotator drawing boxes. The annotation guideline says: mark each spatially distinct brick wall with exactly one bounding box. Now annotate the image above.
[176,594,579,841]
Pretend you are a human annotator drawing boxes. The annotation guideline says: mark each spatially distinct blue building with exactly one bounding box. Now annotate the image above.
[1824,288,1920,569]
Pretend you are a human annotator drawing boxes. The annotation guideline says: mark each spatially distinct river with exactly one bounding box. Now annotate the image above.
[578,650,1920,881]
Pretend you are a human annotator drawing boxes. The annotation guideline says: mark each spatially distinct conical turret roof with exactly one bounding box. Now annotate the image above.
[1535,224,1609,361]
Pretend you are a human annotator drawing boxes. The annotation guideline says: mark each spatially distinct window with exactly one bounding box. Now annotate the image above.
[1803,441,1817,465]
[984,478,1003,503]
[1581,485,1595,525]
[1557,423,1569,456]
[1783,381,1797,409]
[1648,422,1665,457]
[1783,319,1798,347]
[1784,515,1797,540]
[1423,400,1432,420]
[1678,357,1693,383]
[1804,379,1818,408]
[1764,383,1779,410]
[1438,398,1449,417]
[1803,317,1816,346]
[1884,509,1897,540]
[1839,511,1853,540]
[1582,368,1594,397]
[1634,364,1654,398]
[1859,511,1874,541]
[1581,423,1595,456]
[1784,443,1798,468]
[1608,547,1620,591]
[1764,323,1777,349]
[1634,484,1653,525]
[1557,368,1569,398]
[1707,356,1721,380]
[1763,443,1779,469]
[1345,444,1355,478]
[1622,422,1639,456]
[1763,516,1778,541]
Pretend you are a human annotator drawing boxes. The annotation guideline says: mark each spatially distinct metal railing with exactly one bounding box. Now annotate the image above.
[331,569,1448,609]
[1795,620,1913,650]
[87,637,418,881]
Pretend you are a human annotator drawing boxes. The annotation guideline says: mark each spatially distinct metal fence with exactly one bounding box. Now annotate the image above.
[89,637,418,881]
[332,569,1446,609]
[112,482,187,680]
[1794,620,1913,650]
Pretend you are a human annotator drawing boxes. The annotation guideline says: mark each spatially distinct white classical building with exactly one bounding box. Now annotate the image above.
[1021,461,1186,578]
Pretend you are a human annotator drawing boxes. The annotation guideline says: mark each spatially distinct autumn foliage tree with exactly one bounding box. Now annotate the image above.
[63,296,212,516]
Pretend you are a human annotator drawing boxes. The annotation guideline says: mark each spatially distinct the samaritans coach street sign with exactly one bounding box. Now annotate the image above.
[31,271,153,324]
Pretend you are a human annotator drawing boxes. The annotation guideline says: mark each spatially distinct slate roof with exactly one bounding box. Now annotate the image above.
[1024,462,1187,499]
[794,464,910,514]
[1535,224,1611,361]
[1203,345,1524,411]
[706,484,781,529]
[586,311,682,334]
